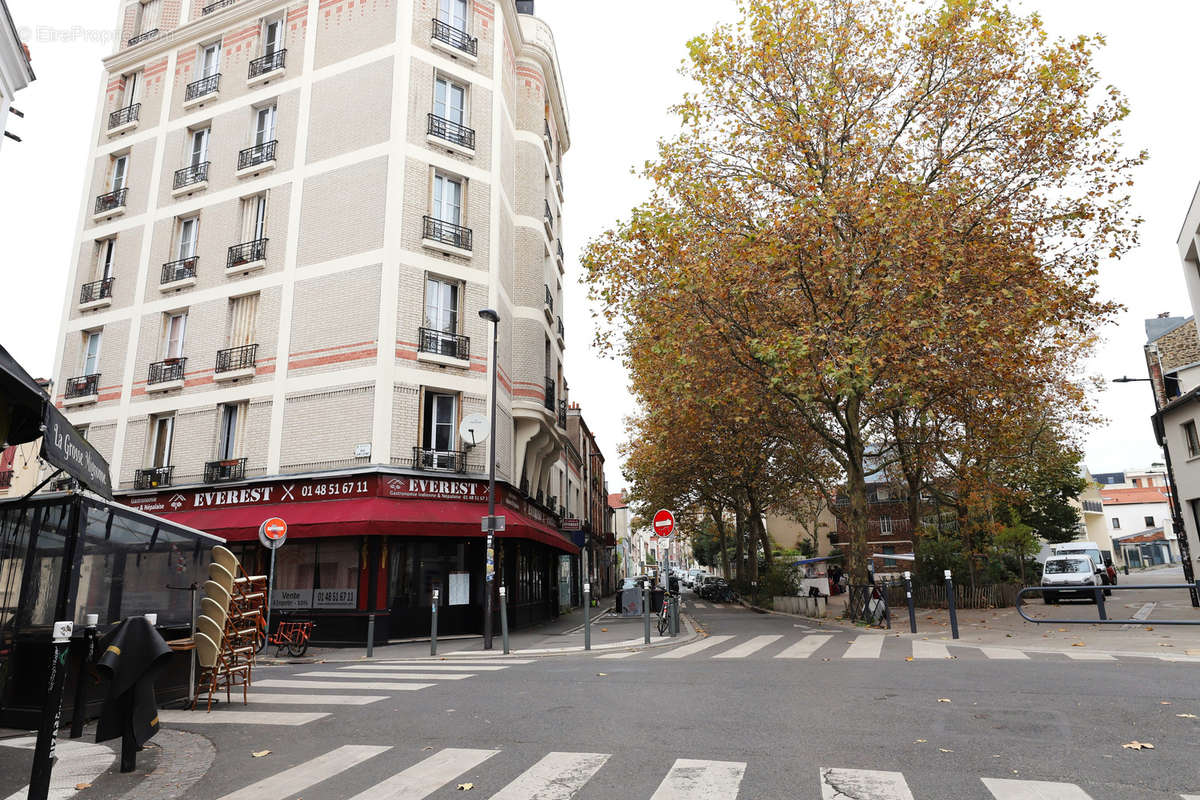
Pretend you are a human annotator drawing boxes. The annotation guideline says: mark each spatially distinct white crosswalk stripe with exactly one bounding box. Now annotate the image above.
[157,710,328,726]
[216,745,390,800]
[714,634,782,659]
[597,651,637,659]
[344,748,498,800]
[692,602,708,608]
[775,634,833,659]
[254,679,435,691]
[982,777,1094,799]
[299,670,476,680]
[911,640,951,659]
[1064,652,1116,661]
[649,758,746,799]
[981,647,1029,660]
[489,752,610,799]
[375,659,534,665]
[842,635,885,659]
[241,693,387,705]
[341,663,510,671]
[821,768,914,799]
[655,635,735,659]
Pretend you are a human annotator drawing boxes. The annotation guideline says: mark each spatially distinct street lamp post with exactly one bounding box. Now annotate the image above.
[480,309,501,648]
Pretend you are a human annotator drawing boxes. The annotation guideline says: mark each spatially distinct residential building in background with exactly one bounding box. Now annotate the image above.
[50,0,581,642]
[564,404,614,595]
[1099,486,1177,566]
[0,379,50,499]
[609,489,630,577]
[833,481,915,575]
[0,0,34,150]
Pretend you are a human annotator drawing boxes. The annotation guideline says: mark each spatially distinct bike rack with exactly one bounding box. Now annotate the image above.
[1015,582,1200,626]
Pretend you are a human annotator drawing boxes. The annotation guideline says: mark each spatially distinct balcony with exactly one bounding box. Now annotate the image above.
[128,29,159,47]
[427,113,475,152]
[543,200,554,236]
[172,162,210,194]
[556,241,564,264]
[107,103,140,132]
[543,120,553,155]
[237,140,277,175]
[557,399,567,429]
[204,458,247,483]
[1082,499,1104,515]
[147,357,186,392]
[248,49,286,83]
[94,188,128,219]
[413,447,467,473]
[226,238,268,273]
[0,470,11,489]
[543,284,554,323]
[184,73,221,106]
[215,344,258,381]
[202,0,236,13]
[422,215,473,255]
[161,257,198,289]
[79,278,114,309]
[63,374,100,406]
[431,18,478,58]
[544,377,555,411]
[418,327,470,363]
[556,315,565,346]
[134,466,173,490]
[556,165,563,189]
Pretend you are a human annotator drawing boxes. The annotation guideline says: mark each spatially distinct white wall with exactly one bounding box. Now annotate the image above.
[1104,501,1171,538]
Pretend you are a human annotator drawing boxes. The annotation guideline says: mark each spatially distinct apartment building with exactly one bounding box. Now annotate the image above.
[0,0,34,150]
[51,0,578,641]
[563,404,614,595]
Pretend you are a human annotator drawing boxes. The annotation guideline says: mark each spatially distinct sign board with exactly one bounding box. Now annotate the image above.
[271,588,313,609]
[258,517,287,549]
[313,588,357,609]
[354,443,372,458]
[653,509,676,538]
[459,413,490,446]
[481,515,505,531]
[41,410,112,498]
[561,518,582,531]
[449,572,470,606]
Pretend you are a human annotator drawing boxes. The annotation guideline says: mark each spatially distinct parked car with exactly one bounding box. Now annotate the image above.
[698,576,735,603]
[692,573,711,594]
[1041,555,1104,604]
[1053,542,1116,587]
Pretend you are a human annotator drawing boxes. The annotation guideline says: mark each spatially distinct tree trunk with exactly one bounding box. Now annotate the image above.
[713,507,731,580]
[748,490,772,567]
[733,504,745,582]
[844,396,870,584]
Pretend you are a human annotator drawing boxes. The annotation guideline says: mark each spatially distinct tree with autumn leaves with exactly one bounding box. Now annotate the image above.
[585,0,1140,583]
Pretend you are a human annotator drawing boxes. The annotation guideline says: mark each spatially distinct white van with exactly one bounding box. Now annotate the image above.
[1051,542,1114,589]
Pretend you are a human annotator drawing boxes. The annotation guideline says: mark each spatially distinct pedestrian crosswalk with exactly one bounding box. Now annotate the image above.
[207,746,1199,799]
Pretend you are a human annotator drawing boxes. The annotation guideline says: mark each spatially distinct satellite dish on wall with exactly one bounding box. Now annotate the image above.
[459,413,490,447]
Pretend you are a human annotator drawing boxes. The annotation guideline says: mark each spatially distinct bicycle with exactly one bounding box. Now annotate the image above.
[657,592,677,636]
[264,620,315,657]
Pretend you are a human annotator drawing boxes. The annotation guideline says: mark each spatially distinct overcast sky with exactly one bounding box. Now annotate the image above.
[1,0,1195,491]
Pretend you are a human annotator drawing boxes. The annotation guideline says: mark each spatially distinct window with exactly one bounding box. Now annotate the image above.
[881,546,897,567]
[199,42,220,78]
[438,0,468,30]
[241,194,267,241]
[150,414,174,468]
[121,71,141,107]
[875,486,890,501]
[1185,420,1200,458]
[162,312,187,359]
[136,0,162,35]
[263,17,283,56]
[217,402,243,460]
[82,331,102,375]
[254,105,276,146]
[1112,517,1121,530]
[110,155,128,191]
[879,517,894,535]
[177,216,199,260]
[96,239,116,280]
[422,391,458,458]
[432,174,462,225]
[434,76,466,125]
[227,294,259,347]
[1144,515,1155,528]
[190,128,210,167]
[424,276,459,334]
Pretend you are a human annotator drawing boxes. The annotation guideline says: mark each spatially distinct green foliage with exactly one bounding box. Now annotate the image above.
[914,535,970,585]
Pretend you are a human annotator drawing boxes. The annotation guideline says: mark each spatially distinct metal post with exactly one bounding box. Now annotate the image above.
[944,570,959,640]
[430,588,439,656]
[499,586,510,655]
[483,313,500,647]
[366,613,375,658]
[29,623,73,800]
[903,571,917,634]
[1095,587,1107,620]
[671,593,679,636]
[265,545,276,647]
[642,584,650,644]
[69,619,97,739]
[583,583,591,651]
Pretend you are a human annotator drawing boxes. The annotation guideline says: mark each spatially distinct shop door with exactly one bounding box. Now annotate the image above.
[388,539,482,638]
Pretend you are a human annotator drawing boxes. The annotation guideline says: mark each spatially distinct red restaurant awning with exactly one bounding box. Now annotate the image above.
[157,495,579,554]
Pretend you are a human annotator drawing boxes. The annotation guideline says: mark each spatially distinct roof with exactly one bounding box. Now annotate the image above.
[1113,527,1166,544]
[1146,315,1191,343]
[1099,487,1170,506]
[608,492,627,509]
[1091,472,1126,485]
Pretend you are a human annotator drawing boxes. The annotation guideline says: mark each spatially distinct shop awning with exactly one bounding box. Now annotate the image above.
[157,495,579,554]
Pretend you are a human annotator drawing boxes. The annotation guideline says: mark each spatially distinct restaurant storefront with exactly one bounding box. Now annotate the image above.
[120,471,579,644]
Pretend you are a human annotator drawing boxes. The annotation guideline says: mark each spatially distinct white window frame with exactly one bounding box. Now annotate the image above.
[111,155,128,191]
[263,16,284,56]
[879,517,894,535]
[121,71,141,107]
[189,128,210,166]
[424,276,460,334]
[137,0,162,35]
[217,402,242,460]
[434,76,467,126]
[97,239,116,281]
[199,42,220,78]
[253,104,277,146]
[162,312,187,359]
[432,173,463,226]
[1185,420,1200,458]
[1112,517,1121,530]
[150,414,174,468]
[437,0,468,31]
[241,194,267,241]
[423,391,459,467]
[177,216,199,260]
[82,331,102,375]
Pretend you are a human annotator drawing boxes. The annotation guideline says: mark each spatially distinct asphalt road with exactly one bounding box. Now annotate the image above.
[76,597,1200,799]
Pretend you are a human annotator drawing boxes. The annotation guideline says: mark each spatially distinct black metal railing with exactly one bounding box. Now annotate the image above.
[108,103,140,130]
[248,49,286,79]
[431,18,477,56]
[556,241,564,261]
[162,257,198,284]
[427,113,475,149]
[80,278,115,304]
[557,399,567,429]
[557,315,564,339]
[95,188,128,215]
[173,161,209,190]
[544,200,553,228]
[1082,499,1103,514]
[544,377,555,411]
[418,327,470,360]
[556,165,562,188]
[238,140,277,170]
[412,447,467,473]
[215,343,258,373]
[204,458,247,483]
[148,358,186,385]
[544,284,553,313]
[0,470,12,489]
[227,238,268,269]
[128,29,159,47]
[64,374,100,399]
[202,0,236,13]
[134,466,173,490]
[544,120,552,150]
[422,215,473,251]
[185,73,221,101]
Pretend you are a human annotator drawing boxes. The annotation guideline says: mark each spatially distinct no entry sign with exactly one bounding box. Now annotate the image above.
[258,517,288,549]
[652,509,675,538]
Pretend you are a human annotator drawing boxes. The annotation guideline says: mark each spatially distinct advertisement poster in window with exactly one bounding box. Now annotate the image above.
[271,588,313,609]
[449,572,470,606]
[313,588,357,609]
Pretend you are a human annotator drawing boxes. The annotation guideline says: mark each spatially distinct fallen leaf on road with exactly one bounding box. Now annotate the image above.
[939,748,953,753]
[1145,627,1154,631]
[1161,702,1172,705]
[422,746,434,751]
[1071,642,1086,647]
[914,739,927,743]
[75,784,91,791]
[1158,643,1174,648]
[1122,741,1154,750]
[457,782,475,790]
[1176,714,1198,719]
[1186,650,1200,656]
[252,750,271,758]
[596,673,607,676]
[1058,628,1067,632]
[905,657,914,662]
[600,628,608,632]
[938,698,951,703]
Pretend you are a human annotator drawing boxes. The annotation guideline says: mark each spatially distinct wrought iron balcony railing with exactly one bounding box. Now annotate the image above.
[427,113,475,150]
[162,257,198,284]
[128,29,159,47]
[238,140,277,170]
[80,278,115,304]
[248,49,287,79]
[215,343,258,373]
[422,215,472,251]
[544,377,556,411]
[544,284,553,313]
[173,161,209,190]
[64,374,100,399]
[556,241,564,261]
[95,188,128,215]
[108,103,140,130]
[556,165,562,188]
[558,399,567,429]
[148,357,186,385]
[134,466,173,490]
[557,315,564,339]
[412,447,467,473]
[418,327,470,361]
[204,458,247,483]
[185,73,221,102]
[202,0,237,14]
[1082,499,1104,514]
[544,200,553,228]
[0,470,12,489]
[431,18,477,56]
[227,238,268,268]
[544,120,553,151]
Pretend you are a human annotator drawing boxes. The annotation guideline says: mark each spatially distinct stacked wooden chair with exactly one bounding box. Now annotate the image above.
[192,545,269,711]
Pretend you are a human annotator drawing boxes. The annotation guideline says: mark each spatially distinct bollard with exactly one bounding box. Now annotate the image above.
[69,618,98,739]
[29,621,73,799]
[643,585,651,644]
[1095,586,1107,620]
[367,613,375,658]
[1123,563,1129,576]
[499,586,510,655]
[903,571,917,635]
[583,583,592,651]
[671,593,679,636]
[430,588,439,656]
[944,570,959,640]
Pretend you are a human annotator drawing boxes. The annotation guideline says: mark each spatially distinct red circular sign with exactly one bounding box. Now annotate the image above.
[262,517,287,540]
[652,509,675,538]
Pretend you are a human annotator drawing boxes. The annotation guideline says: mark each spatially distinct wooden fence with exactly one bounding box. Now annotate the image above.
[879,580,1023,610]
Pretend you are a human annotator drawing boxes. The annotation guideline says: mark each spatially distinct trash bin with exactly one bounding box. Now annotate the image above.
[650,588,665,615]
[95,616,173,772]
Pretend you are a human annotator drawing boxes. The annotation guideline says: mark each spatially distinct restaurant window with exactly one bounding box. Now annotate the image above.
[314,539,359,608]
[272,540,316,609]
